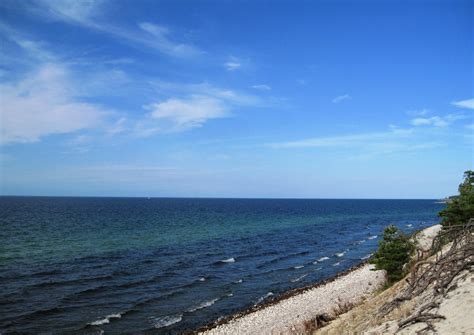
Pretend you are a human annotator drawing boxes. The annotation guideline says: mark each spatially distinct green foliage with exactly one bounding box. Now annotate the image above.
[370,225,415,284]
[439,170,474,227]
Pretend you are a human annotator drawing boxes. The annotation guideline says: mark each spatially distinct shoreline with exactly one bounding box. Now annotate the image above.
[196,224,442,335]
[192,260,372,334]
[197,262,385,334]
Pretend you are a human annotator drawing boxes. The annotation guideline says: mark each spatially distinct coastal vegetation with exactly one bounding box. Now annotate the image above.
[370,225,415,284]
[370,170,473,285]
[439,170,474,227]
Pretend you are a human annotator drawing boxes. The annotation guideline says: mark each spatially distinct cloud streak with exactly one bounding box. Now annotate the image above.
[451,98,474,110]
[33,0,202,58]
[410,113,465,127]
[332,94,351,103]
[268,129,413,149]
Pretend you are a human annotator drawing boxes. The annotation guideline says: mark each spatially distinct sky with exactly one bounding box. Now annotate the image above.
[0,0,473,199]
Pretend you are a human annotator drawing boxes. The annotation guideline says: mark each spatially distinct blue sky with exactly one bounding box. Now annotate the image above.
[0,0,472,198]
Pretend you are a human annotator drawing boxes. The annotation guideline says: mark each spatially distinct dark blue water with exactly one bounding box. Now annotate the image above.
[0,197,444,334]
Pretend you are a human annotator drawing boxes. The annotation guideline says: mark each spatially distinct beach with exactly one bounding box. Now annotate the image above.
[199,225,443,335]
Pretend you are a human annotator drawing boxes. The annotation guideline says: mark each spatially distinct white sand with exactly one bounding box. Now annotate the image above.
[200,265,385,335]
[413,224,442,250]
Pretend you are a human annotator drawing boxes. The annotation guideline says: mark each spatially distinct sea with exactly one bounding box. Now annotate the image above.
[0,197,445,334]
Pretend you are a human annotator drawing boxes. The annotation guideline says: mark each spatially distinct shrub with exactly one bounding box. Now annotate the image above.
[439,170,474,228]
[370,225,415,284]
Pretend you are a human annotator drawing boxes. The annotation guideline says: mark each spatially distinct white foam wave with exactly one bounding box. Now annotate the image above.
[361,253,373,260]
[317,256,330,262]
[335,251,346,257]
[151,314,183,328]
[198,277,206,282]
[234,279,243,284]
[406,224,413,227]
[89,312,122,326]
[367,235,378,240]
[256,292,274,304]
[333,261,342,266]
[293,265,304,269]
[220,257,235,263]
[291,274,308,282]
[227,292,233,297]
[187,298,220,312]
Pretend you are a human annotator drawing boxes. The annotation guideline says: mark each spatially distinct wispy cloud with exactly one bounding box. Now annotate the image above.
[142,96,229,133]
[35,0,106,24]
[224,57,241,71]
[251,84,271,91]
[268,128,413,149]
[409,113,465,127]
[0,63,108,145]
[138,22,201,58]
[267,128,442,158]
[151,81,262,106]
[32,0,202,58]
[406,108,430,116]
[332,94,351,103]
[451,98,474,110]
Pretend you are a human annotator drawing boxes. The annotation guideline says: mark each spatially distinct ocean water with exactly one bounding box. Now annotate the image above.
[0,197,444,334]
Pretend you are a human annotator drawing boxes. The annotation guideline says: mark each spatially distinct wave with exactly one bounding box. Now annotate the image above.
[256,292,274,305]
[333,261,342,266]
[406,224,413,227]
[353,239,366,245]
[216,257,236,264]
[361,253,373,260]
[293,265,304,269]
[335,251,346,258]
[316,256,330,262]
[198,277,206,282]
[256,250,310,269]
[89,312,123,326]
[367,235,378,240]
[234,279,243,284]
[151,314,183,329]
[187,297,220,312]
[291,274,308,283]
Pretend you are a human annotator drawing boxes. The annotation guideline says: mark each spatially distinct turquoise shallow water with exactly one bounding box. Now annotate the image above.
[0,197,444,334]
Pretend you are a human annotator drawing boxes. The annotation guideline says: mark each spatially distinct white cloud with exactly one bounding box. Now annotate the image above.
[134,81,263,136]
[332,94,351,103]
[141,96,228,134]
[409,114,465,127]
[251,84,271,91]
[0,63,107,144]
[224,57,241,71]
[451,98,474,110]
